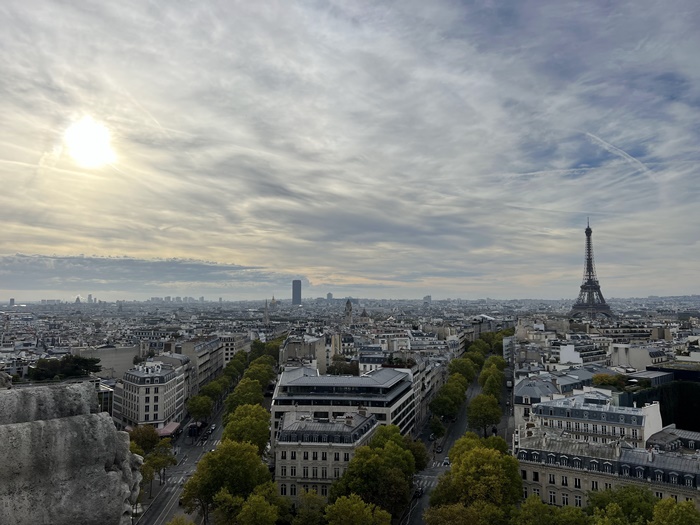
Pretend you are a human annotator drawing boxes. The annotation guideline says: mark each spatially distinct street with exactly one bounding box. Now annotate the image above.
[403,371,514,525]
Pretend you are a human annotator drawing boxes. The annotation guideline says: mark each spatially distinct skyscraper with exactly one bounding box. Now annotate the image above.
[292,280,302,305]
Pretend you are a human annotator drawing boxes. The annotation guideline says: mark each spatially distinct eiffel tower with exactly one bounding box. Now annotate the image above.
[569,220,613,319]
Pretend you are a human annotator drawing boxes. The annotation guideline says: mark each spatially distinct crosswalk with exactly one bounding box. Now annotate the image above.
[429,460,450,468]
[196,439,221,448]
[414,476,439,490]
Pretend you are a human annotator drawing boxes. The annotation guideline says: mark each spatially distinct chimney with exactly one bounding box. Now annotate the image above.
[345,414,353,426]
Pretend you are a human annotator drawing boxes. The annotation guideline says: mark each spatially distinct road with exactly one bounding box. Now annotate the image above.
[403,371,515,525]
[136,407,227,525]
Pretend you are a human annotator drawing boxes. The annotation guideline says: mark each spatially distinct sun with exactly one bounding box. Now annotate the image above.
[64,116,116,168]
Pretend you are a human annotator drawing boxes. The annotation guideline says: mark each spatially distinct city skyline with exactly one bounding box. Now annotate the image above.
[2,1,699,302]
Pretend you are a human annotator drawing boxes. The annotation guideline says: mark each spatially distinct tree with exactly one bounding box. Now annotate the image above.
[402,435,430,471]
[587,486,656,525]
[464,351,485,369]
[237,493,278,525]
[512,495,557,525]
[330,443,413,517]
[650,498,700,525]
[187,395,214,423]
[130,425,160,454]
[224,378,264,422]
[430,395,458,420]
[468,394,502,437]
[425,501,507,525]
[429,416,447,438]
[325,494,391,525]
[483,355,506,371]
[483,374,502,401]
[148,438,177,484]
[292,490,327,525]
[200,381,224,402]
[430,444,521,509]
[180,440,271,522]
[469,339,490,355]
[448,359,476,383]
[592,502,628,525]
[222,403,271,455]
[243,362,275,391]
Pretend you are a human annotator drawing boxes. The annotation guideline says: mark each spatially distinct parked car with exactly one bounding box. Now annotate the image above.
[436,445,443,453]
[210,424,216,432]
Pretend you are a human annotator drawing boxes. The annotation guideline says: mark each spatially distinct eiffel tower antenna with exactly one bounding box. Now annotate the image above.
[569,220,613,319]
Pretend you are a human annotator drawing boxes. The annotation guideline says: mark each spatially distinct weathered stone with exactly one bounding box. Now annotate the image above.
[0,382,142,525]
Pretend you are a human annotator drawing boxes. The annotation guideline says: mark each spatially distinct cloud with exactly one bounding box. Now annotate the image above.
[0,0,699,301]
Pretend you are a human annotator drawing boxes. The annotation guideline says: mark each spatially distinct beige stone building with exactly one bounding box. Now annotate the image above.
[274,411,378,502]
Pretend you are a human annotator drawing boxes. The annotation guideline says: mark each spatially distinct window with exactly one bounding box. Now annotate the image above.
[602,425,607,435]
[605,483,612,490]
[562,476,568,487]
[523,488,528,499]
[561,456,568,467]
[590,461,598,471]
[281,466,287,477]
[334,467,340,478]
[549,491,556,505]
[632,429,638,439]
[290,484,297,496]
[302,467,308,478]
[291,451,297,460]
[637,468,644,479]
[574,478,581,489]
[322,452,327,461]
[312,467,318,478]
[145,388,150,394]
[303,452,309,460]
[670,474,678,484]
[574,422,580,432]
[313,452,318,461]
[334,453,340,461]
[547,454,555,464]
[655,492,663,499]
[321,485,328,497]
[575,495,582,507]
[521,470,527,480]
[344,453,350,462]
[573,458,581,469]
[549,474,556,484]
[591,481,598,491]
[604,463,612,473]
[280,484,287,496]
[144,414,149,421]
[533,472,539,482]
[281,451,287,460]
[690,441,696,450]
[533,488,540,498]
[154,405,158,412]
[290,466,297,477]
[321,467,327,479]
[562,493,569,506]
[686,477,694,487]
[656,472,663,482]
[566,421,572,430]
[154,396,159,403]
[145,397,150,403]
[145,406,149,412]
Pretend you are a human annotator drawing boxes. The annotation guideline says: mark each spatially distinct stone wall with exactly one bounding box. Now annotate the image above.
[0,382,142,525]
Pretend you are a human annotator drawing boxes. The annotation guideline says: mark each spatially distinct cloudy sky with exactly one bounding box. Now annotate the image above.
[1,1,699,302]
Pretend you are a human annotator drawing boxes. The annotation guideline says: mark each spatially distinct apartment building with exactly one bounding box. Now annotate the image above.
[112,361,182,429]
[274,411,378,502]
[181,336,224,394]
[217,333,251,365]
[517,431,700,508]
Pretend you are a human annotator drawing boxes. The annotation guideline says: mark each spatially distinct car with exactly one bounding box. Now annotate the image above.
[210,424,216,432]
[429,433,436,441]
[413,486,424,498]
[442,457,450,466]
[436,445,443,453]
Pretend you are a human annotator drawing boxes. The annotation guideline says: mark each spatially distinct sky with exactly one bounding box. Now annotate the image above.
[1,0,699,303]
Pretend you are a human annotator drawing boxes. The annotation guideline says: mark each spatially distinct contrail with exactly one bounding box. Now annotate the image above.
[583,131,656,181]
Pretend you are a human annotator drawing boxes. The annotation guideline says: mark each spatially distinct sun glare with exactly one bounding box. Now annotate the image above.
[64,116,116,168]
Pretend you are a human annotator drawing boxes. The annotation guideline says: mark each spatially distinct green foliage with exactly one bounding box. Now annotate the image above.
[237,493,279,525]
[243,362,276,391]
[330,442,414,517]
[479,365,503,388]
[181,440,271,521]
[430,395,458,419]
[469,339,490,356]
[325,494,392,525]
[369,425,429,472]
[292,490,327,525]
[222,403,271,455]
[429,416,447,438]
[225,378,264,420]
[481,435,508,454]
[430,445,521,509]
[187,394,214,423]
[467,394,502,437]
[424,500,507,525]
[130,425,160,454]
[464,351,485,369]
[165,516,196,525]
[483,374,502,401]
[449,358,477,383]
[28,354,102,381]
[650,498,700,525]
[586,485,656,525]
[200,381,225,401]
[484,355,506,371]
[328,354,360,376]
